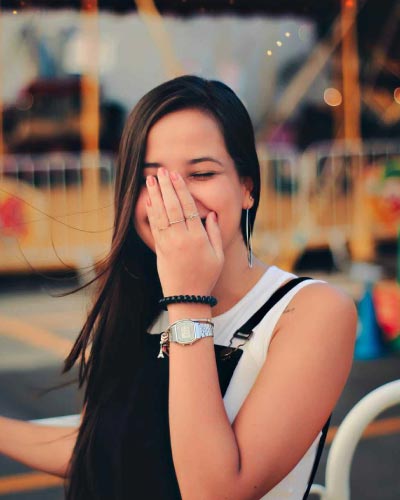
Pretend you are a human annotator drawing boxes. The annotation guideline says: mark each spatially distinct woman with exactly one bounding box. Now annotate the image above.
[0,75,357,499]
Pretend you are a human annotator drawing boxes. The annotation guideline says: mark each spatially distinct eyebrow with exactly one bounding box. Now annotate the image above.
[143,156,223,168]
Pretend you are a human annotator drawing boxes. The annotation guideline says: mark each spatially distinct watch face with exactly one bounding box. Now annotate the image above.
[176,320,196,344]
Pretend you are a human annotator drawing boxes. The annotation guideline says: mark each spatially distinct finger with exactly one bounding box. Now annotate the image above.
[170,171,203,233]
[205,212,223,259]
[157,168,186,232]
[146,175,170,232]
[145,194,159,239]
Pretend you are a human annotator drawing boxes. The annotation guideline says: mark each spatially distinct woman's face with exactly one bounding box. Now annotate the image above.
[134,108,253,253]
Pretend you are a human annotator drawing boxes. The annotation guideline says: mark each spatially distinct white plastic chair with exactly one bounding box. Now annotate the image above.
[310,379,400,500]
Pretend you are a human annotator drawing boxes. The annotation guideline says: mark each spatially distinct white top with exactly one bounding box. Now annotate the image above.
[148,265,325,499]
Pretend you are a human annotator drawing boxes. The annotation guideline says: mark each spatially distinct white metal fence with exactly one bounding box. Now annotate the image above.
[0,141,399,274]
[255,140,400,269]
[0,152,114,273]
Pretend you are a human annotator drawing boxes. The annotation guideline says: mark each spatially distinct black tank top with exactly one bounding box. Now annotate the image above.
[90,278,330,499]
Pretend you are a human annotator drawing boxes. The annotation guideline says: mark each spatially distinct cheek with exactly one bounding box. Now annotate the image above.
[216,183,243,213]
[213,194,244,241]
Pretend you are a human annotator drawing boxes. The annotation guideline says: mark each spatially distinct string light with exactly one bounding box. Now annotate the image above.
[13,10,18,14]
[266,50,272,56]
[285,32,291,37]
[324,88,342,107]
[276,41,282,47]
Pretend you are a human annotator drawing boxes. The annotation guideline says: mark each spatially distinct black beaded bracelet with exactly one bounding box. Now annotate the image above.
[158,295,217,310]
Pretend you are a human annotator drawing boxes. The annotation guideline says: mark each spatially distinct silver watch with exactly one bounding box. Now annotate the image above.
[168,319,214,345]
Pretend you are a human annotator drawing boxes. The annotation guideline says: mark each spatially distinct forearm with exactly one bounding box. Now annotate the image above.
[168,304,241,499]
[0,416,77,478]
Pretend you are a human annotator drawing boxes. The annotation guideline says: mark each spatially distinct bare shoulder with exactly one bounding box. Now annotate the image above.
[282,281,357,316]
[272,281,358,345]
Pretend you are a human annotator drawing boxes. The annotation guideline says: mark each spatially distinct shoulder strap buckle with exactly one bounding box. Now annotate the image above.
[233,330,254,341]
[220,330,254,361]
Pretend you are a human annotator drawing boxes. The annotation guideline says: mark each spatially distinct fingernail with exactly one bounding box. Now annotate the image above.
[146,175,155,187]
[170,171,178,181]
[159,167,168,177]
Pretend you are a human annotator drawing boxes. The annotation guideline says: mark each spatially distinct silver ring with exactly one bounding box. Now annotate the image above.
[169,218,186,225]
[185,212,199,221]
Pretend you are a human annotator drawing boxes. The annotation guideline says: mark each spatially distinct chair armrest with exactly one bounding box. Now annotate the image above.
[324,380,400,500]
[30,414,81,427]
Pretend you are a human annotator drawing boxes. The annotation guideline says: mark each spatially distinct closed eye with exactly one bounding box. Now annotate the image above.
[190,172,216,180]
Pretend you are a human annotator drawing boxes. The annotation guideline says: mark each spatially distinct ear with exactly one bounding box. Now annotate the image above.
[241,177,254,210]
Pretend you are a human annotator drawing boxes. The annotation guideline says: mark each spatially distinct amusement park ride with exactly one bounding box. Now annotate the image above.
[0,0,399,345]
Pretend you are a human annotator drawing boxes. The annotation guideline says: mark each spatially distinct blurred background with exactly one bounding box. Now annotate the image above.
[0,0,399,498]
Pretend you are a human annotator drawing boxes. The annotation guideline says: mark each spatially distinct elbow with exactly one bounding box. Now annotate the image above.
[180,474,271,500]
[49,458,72,480]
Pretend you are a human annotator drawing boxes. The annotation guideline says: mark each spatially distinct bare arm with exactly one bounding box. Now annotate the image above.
[0,416,79,478]
[168,284,357,500]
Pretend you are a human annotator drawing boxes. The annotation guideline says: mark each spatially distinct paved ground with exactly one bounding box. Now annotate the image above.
[0,273,399,499]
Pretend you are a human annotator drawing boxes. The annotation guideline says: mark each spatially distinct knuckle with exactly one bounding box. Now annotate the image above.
[154,214,164,226]
[168,207,182,220]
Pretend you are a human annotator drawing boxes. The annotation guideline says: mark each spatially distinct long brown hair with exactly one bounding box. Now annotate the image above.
[64,75,261,498]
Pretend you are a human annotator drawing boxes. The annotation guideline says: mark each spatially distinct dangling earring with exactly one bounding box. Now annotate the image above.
[245,206,253,268]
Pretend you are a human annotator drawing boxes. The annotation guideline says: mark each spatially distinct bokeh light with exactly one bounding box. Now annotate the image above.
[324,88,343,107]
[285,32,291,37]
[276,41,282,47]
[394,88,400,104]
[266,50,272,56]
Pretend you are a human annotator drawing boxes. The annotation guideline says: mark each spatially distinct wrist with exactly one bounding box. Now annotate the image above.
[167,303,212,323]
